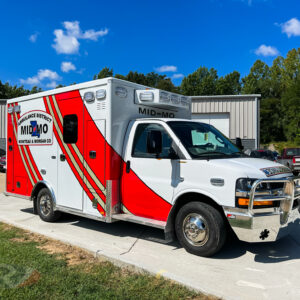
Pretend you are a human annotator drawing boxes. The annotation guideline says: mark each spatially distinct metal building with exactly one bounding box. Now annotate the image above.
[191,94,260,150]
[0,99,6,151]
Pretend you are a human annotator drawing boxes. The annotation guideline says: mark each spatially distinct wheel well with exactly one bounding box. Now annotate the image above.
[31,182,49,214]
[165,192,227,240]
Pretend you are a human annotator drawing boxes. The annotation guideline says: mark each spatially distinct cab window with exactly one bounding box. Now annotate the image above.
[132,123,174,159]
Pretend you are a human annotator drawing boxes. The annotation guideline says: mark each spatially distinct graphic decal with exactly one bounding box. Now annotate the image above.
[17,111,53,145]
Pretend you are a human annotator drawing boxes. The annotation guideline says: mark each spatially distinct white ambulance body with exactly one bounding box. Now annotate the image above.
[5,78,300,256]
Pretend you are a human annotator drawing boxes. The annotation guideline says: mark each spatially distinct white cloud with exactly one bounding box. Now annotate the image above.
[255,44,279,57]
[61,61,76,73]
[155,65,177,72]
[46,81,58,88]
[20,76,40,85]
[20,69,61,86]
[52,21,109,54]
[280,18,300,37]
[172,73,184,79]
[29,32,39,43]
[37,69,60,81]
[52,29,80,54]
[81,28,109,41]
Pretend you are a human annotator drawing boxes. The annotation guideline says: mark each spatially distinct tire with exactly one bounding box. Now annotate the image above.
[175,202,227,257]
[37,188,61,222]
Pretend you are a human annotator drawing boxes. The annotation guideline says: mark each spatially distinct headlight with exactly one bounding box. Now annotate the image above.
[235,178,283,208]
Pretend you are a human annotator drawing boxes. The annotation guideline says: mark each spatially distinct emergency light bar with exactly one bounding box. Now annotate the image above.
[135,89,191,110]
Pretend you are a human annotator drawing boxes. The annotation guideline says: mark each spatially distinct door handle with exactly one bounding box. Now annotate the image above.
[126,161,131,173]
[60,154,66,161]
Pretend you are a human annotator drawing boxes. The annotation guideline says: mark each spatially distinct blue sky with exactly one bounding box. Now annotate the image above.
[0,0,299,89]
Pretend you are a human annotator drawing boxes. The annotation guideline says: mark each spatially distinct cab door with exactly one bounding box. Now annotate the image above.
[120,122,179,221]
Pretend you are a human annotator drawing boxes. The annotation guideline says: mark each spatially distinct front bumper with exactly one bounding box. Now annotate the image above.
[224,176,300,243]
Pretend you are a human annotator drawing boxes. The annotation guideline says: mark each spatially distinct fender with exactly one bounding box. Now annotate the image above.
[172,188,221,206]
[31,180,57,211]
[164,188,223,241]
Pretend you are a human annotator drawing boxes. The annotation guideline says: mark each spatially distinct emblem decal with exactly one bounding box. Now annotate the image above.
[17,111,53,145]
[260,166,291,177]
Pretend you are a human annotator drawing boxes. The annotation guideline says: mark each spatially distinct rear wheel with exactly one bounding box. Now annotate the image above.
[37,188,61,222]
[175,201,227,257]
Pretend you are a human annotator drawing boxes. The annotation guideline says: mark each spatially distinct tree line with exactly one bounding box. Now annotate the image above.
[1,47,299,144]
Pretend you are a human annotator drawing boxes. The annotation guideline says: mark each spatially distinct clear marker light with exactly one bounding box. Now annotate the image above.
[181,96,190,107]
[84,92,95,103]
[170,94,180,104]
[160,91,170,103]
[96,89,106,100]
[115,86,127,98]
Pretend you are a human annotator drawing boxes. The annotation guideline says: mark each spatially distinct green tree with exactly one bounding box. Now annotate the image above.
[180,67,218,96]
[241,60,271,98]
[0,81,41,99]
[216,71,241,95]
[281,77,300,143]
[281,48,300,90]
[260,98,284,143]
[93,67,113,80]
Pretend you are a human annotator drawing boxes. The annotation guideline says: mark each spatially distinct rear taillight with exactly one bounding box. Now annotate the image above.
[293,157,296,163]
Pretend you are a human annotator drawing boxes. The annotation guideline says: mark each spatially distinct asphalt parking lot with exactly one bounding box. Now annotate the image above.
[1,174,300,300]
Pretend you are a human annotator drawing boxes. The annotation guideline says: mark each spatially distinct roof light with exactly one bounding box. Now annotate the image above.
[170,94,180,105]
[96,89,106,100]
[139,91,154,102]
[115,86,127,98]
[84,92,95,103]
[160,91,170,103]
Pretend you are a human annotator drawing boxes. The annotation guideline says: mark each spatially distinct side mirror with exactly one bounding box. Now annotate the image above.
[147,130,162,155]
[235,137,244,151]
[168,147,179,160]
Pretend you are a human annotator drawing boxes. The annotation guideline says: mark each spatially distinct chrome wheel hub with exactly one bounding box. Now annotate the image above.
[40,195,51,216]
[183,213,209,246]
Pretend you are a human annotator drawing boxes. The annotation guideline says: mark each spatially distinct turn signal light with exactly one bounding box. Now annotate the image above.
[238,198,273,207]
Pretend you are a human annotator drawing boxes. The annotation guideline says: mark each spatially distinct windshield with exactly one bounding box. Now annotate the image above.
[286,148,300,156]
[167,121,242,159]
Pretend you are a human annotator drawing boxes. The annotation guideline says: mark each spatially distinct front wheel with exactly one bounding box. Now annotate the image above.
[37,188,61,222]
[175,202,227,257]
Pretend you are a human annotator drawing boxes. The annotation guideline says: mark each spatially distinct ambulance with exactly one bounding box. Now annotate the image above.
[4,78,300,256]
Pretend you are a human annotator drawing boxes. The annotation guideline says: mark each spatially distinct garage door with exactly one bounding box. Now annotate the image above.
[191,113,230,137]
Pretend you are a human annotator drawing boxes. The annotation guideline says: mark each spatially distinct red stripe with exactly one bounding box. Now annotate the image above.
[13,104,43,182]
[6,104,33,196]
[11,105,37,184]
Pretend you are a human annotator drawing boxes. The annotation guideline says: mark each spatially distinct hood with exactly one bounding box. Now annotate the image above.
[206,157,292,178]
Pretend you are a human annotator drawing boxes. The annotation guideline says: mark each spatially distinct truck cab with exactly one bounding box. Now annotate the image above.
[119,116,300,256]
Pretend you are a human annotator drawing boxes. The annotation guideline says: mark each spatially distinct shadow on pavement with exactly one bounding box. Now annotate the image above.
[20,208,300,262]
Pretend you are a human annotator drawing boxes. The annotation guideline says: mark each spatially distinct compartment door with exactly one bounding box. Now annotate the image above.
[83,119,106,216]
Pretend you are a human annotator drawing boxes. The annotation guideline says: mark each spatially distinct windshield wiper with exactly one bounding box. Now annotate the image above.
[196,151,230,156]
[195,151,244,159]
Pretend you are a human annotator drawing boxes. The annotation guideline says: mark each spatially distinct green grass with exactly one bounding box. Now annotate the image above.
[0,223,215,300]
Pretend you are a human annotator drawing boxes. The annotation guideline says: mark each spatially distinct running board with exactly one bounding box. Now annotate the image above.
[112,214,166,229]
